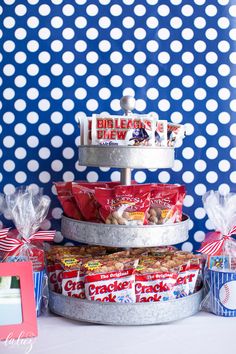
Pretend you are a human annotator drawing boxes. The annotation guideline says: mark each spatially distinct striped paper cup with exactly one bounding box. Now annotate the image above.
[33,269,45,317]
[209,269,236,317]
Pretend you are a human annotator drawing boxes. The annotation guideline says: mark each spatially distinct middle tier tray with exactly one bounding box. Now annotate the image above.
[61,214,189,248]
[78,145,175,169]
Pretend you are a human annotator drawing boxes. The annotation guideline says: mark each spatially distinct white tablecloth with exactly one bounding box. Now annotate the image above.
[1,311,235,354]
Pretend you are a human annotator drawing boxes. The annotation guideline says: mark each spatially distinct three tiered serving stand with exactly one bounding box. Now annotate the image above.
[49,96,203,325]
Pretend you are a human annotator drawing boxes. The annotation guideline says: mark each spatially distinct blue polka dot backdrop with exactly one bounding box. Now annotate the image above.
[1,0,236,250]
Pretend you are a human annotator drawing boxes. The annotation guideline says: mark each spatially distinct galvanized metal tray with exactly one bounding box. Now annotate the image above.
[78,145,175,169]
[49,289,203,325]
[61,214,189,248]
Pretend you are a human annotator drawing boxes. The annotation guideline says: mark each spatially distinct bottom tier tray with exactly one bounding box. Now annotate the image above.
[49,289,203,325]
[61,214,189,248]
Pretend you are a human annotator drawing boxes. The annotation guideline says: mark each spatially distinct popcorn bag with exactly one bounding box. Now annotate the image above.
[0,187,55,316]
[199,191,236,316]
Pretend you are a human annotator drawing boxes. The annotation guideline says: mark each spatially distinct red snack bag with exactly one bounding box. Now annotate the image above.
[54,182,83,220]
[62,270,86,299]
[83,258,138,302]
[72,183,106,222]
[95,184,151,225]
[148,185,186,225]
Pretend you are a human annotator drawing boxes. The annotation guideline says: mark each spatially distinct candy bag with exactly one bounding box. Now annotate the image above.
[95,184,151,225]
[199,191,236,316]
[167,123,186,147]
[148,184,186,225]
[155,120,167,146]
[54,182,83,220]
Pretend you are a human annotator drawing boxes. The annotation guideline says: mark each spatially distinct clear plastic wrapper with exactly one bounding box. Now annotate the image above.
[199,191,236,316]
[0,187,55,316]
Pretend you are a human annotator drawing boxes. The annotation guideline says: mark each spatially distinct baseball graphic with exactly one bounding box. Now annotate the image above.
[219,281,236,310]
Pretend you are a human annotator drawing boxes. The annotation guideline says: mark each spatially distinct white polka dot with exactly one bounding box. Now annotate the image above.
[146,64,159,76]
[110,28,123,40]
[182,171,194,183]
[38,51,51,63]
[205,51,218,64]
[218,88,231,100]
[206,99,218,112]
[184,195,194,207]
[206,171,218,183]
[51,16,63,28]
[218,41,230,53]
[38,75,51,87]
[194,160,207,172]
[110,171,121,181]
[206,123,218,136]
[3,17,15,29]
[15,28,27,40]
[194,17,206,29]
[134,28,146,40]
[27,112,39,124]
[14,123,26,135]
[134,52,146,64]
[182,75,194,88]
[15,4,27,16]
[158,52,170,64]
[4,184,16,195]
[158,75,170,88]
[205,75,218,88]
[38,28,51,40]
[110,52,122,63]
[3,112,15,124]
[194,231,205,242]
[230,171,236,183]
[63,4,75,16]
[218,160,230,172]
[38,4,50,16]
[3,160,15,172]
[205,28,218,40]
[195,208,206,219]
[181,28,194,40]
[195,183,207,196]
[110,4,122,16]
[63,148,75,159]
[205,5,217,17]
[3,64,15,76]
[218,112,230,124]
[39,147,51,159]
[99,16,111,29]
[99,40,111,52]
[38,99,50,111]
[38,123,50,135]
[86,28,98,40]
[158,171,170,183]
[195,136,207,148]
[218,64,230,76]
[27,64,39,76]
[146,40,159,52]
[51,40,63,52]
[172,159,183,172]
[181,4,194,16]
[218,17,230,29]
[62,51,75,63]
[27,160,39,172]
[158,99,170,111]
[170,17,182,29]
[86,171,99,182]
[157,4,170,16]
[3,88,15,100]
[134,171,147,183]
[206,147,218,159]
[99,64,111,76]
[75,16,87,29]
[15,171,27,183]
[182,242,194,252]
[218,184,230,195]
[146,16,159,29]
[123,40,135,52]
[39,171,51,183]
[147,88,159,100]
[14,99,26,111]
[134,4,146,16]
[27,136,39,148]
[218,136,231,148]
[27,88,39,100]
[158,28,170,40]
[170,40,183,53]
[194,88,206,100]
[182,147,194,159]
[229,5,236,16]
[182,99,194,111]
[110,75,123,87]
[86,99,98,111]
[52,209,63,220]
[51,136,63,148]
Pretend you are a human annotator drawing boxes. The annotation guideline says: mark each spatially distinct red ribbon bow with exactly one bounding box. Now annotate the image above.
[0,228,55,253]
[198,225,236,256]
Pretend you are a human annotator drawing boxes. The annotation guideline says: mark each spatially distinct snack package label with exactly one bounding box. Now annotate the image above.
[91,114,156,146]
[155,120,167,147]
[135,272,178,302]
[62,270,85,299]
[174,266,200,298]
[85,269,136,303]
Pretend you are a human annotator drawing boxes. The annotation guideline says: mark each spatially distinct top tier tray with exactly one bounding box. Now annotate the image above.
[78,145,175,169]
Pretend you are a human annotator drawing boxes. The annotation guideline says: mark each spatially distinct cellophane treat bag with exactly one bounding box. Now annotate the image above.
[147,184,186,225]
[95,184,151,225]
[54,182,83,220]
[91,114,156,146]
[200,191,236,316]
[0,187,55,316]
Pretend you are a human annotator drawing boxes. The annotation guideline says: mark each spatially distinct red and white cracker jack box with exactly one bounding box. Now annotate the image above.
[62,270,85,299]
[135,272,178,302]
[84,269,136,303]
